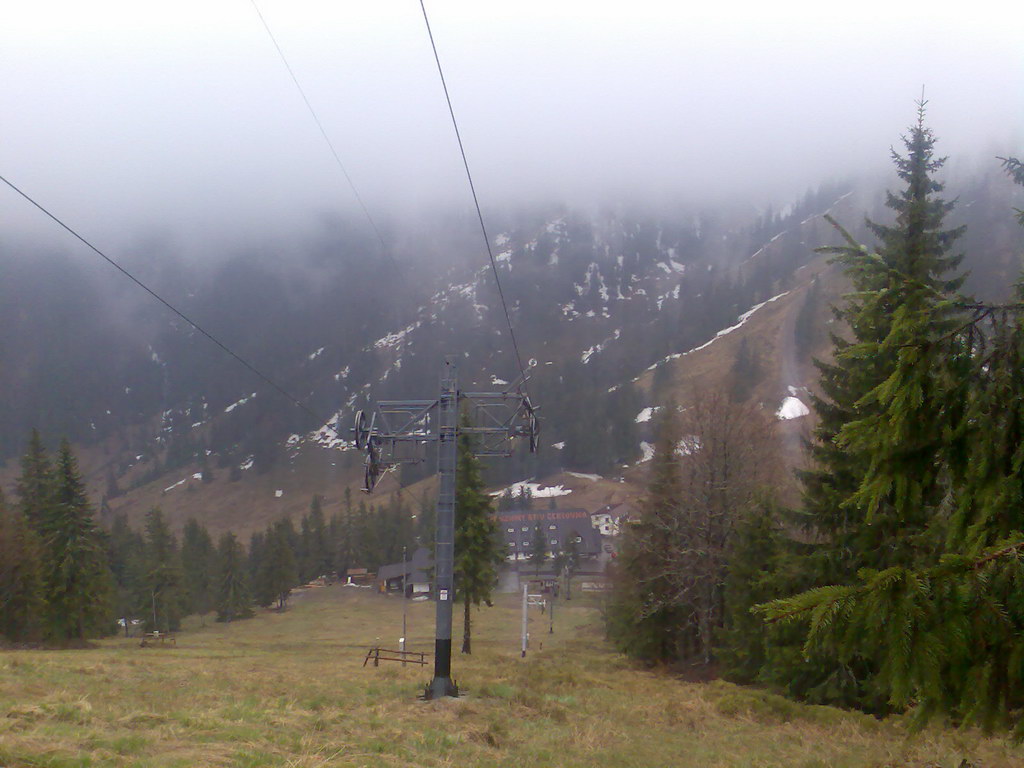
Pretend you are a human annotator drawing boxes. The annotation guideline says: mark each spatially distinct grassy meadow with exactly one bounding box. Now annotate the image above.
[1,585,1021,768]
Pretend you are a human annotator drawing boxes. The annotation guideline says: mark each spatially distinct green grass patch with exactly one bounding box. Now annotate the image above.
[0,587,1020,767]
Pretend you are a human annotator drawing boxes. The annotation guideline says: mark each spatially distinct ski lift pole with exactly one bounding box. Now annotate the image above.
[354,356,539,698]
[521,583,529,658]
[427,359,459,699]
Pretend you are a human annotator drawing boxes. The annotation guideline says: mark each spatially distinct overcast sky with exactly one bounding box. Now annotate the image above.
[2,0,1022,254]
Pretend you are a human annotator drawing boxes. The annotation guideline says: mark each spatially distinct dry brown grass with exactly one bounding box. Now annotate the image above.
[1,586,1021,768]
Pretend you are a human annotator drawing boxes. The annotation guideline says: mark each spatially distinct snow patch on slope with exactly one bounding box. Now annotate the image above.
[635,406,660,423]
[490,480,573,498]
[777,397,810,420]
[373,322,421,350]
[566,471,602,481]
[225,393,256,413]
[307,412,353,451]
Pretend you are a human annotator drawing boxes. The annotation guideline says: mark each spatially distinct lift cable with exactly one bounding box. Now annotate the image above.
[2,172,424,504]
[248,0,393,264]
[417,0,530,393]
[1,173,323,426]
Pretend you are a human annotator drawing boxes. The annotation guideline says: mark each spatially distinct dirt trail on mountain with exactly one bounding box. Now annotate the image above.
[773,278,815,490]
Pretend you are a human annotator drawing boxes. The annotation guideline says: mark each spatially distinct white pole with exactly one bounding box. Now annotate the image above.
[521,583,528,657]
[401,546,407,664]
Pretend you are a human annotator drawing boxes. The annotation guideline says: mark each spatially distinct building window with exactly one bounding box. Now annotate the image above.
[521,526,529,532]
[507,528,514,533]
[550,538,558,545]
[548,524,557,530]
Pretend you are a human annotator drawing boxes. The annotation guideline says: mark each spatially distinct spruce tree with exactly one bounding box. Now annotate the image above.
[41,439,113,643]
[107,513,145,636]
[335,487,355,579]
[760,152,1024,734]
[257,519,298,610]
[215,531,252,622]
[16,429,52,534]
[181,518,216,624]
[763,105,966,707]
[833,101,965,532]
[717,500,784,683]
[353,500,376,569]
[0,487,44,642]
[247,530,265,587]
[299,513,314,583]
[561,534,580,600]
[305,494,330,580]
[829,102,962,560]
[606,412,685,662]
[454,432,504,654]
[139,508,185,632]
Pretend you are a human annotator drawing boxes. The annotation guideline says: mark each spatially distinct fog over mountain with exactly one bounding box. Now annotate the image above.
[2,1,1021,256]
[3,0,1023,497]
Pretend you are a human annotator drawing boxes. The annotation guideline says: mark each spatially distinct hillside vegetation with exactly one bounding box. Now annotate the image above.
[1,586,1021,768]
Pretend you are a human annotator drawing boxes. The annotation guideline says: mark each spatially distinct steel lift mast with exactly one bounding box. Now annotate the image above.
[352,357,538,699]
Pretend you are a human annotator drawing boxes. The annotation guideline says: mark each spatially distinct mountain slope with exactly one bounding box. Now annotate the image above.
[2,169,1021,535]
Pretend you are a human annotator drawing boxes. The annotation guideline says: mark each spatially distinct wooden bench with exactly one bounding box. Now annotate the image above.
[363,647,427,667]
[139,631,176,648]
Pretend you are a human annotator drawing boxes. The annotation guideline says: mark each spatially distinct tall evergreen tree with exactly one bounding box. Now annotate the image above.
[454,432,504,654]
[516,485,534,511]
[760,106,966,707]
[717,500,785,683]
[609,394,779,665]
[299,513,314,583]
[107,513,144,636]
[353,500,377,569]
[181,518,216,624]
[257,519,298,610]
[760,151,1024,735]
[215,531,252,622]
[0,487,44,642]
[607,413,685,662]
[804,102,965,578]
[16,429,52,534]
[247,530,265,588]
[305,494,330,580]
[334,488,355,579]
[41,439,113,643]
[139,508,185,632]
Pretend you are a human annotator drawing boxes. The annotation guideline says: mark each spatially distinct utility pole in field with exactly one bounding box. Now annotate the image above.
[353,357,538,699]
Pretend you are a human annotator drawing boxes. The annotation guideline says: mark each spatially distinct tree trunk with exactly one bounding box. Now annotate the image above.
[462,597,472,654]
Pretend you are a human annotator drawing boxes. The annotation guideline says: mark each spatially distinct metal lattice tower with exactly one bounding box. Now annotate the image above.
[352,356,538,699]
